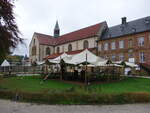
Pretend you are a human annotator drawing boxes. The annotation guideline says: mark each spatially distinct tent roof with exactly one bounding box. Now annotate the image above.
[114,61,138,67]
[64,49,105,65]
[47,49,106,65]
[1,60,10,67]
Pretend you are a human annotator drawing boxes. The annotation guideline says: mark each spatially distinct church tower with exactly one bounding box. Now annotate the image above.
[54,21,60,38]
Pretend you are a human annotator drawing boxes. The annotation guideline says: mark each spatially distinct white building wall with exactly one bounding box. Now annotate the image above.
[29,35,39,63]
[30,36,98,62]
[39,45,54,61]
[54,36,98,53]
[29,34,54,62]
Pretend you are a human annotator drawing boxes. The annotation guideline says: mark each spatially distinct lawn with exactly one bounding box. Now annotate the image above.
[0,76,150,94]
[0,76,78,92]
[90,77,150,94]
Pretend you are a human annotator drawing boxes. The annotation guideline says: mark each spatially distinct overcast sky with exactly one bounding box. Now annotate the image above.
[13,0,149,56]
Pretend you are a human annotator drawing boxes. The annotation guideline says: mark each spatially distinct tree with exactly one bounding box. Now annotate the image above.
[0,0,22,63]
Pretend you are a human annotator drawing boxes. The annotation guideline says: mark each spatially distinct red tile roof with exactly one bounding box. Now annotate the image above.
[45,48,95,59]
[35,33,54,46]
[35,22,106,46]
[45,53,63,59]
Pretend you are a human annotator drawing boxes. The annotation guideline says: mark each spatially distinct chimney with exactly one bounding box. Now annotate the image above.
[121,17,127,25]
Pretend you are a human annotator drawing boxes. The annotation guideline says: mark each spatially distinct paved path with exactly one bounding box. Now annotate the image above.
[129,76,150,79]
[0,99,150,113]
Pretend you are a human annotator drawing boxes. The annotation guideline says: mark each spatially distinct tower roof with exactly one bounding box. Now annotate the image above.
[54,21,59,30]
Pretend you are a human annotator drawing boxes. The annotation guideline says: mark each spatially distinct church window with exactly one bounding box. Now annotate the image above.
[83,40,89,49]
[68,44,72,52]
[56,47,60,53]
[33,39,35,45]
[46,47,51,55]
[32,46,36,56]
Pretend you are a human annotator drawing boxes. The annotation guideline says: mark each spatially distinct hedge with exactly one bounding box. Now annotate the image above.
[0,90,150,105]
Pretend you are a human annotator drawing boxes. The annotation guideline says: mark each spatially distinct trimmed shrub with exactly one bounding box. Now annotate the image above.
[0,90,150,105]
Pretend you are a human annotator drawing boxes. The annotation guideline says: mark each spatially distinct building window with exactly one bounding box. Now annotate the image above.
[83,40,89,49]
[128,49,133,58]
[119,40,124,49]
[98,44,102,51]
[46,47,51,55]
[56,47,60,53]
[32,46,36,56]
[119,53,124,61]
[138,37,144,46]
[33,39,35,45]
[111,41,116,50]
[139,52,145,63]
[62,46,64,52]
[111,55,116,61]
[128,39,133,48]
[104,43,108,51]
[68,44,72,52]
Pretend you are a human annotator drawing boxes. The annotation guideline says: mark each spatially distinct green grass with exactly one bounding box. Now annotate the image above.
[0,76,150,94]
[0,76,78,92]
[90,77,150,94]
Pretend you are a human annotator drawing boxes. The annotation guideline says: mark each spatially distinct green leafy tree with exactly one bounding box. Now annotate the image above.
[0,0,22,63]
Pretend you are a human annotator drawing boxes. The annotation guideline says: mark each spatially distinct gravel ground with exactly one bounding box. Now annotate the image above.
[0,99,150,113]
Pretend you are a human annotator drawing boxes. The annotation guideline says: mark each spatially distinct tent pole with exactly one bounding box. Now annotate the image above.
[85,53,87,85]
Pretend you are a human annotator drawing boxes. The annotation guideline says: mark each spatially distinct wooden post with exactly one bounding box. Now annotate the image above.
[85,53,87,85]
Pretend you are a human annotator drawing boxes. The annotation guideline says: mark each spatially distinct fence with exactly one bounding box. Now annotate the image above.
[0,66,42,74]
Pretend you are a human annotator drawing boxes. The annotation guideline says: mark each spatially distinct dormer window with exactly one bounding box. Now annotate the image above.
[132,28,136,32]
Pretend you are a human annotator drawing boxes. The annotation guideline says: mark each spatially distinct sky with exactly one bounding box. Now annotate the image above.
[13,0,150,56]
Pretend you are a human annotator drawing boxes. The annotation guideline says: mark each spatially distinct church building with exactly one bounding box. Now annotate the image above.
[29,21,107,63]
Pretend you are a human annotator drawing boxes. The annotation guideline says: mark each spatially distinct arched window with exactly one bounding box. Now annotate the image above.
[46,47,51,55]
[56,47,60,53]
[83,40,89,49]
[33,39,35,45]
[68,44,72,52]
[32,46,36,56]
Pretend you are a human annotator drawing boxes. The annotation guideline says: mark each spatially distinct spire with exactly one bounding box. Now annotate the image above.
[54,21,60,38]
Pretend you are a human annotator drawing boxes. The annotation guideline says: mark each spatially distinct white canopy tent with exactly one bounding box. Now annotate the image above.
[1,60,10,67]
[48,52,73,64]
[63,49,106,65]
[114,61,138,68]
[1,60,10,72]
[36,61,45,65]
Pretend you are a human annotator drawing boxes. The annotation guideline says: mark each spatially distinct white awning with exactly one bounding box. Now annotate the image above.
[114,61,138,67]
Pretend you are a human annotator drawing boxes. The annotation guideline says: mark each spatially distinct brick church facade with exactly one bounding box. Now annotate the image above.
[98,17,150,65]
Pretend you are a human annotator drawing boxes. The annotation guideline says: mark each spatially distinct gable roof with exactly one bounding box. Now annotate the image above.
[35,22,106,46]
[35,33,54,46]
[100,16,150,40]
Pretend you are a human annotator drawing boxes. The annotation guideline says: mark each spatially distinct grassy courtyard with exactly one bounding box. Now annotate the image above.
[0,75,150,94]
